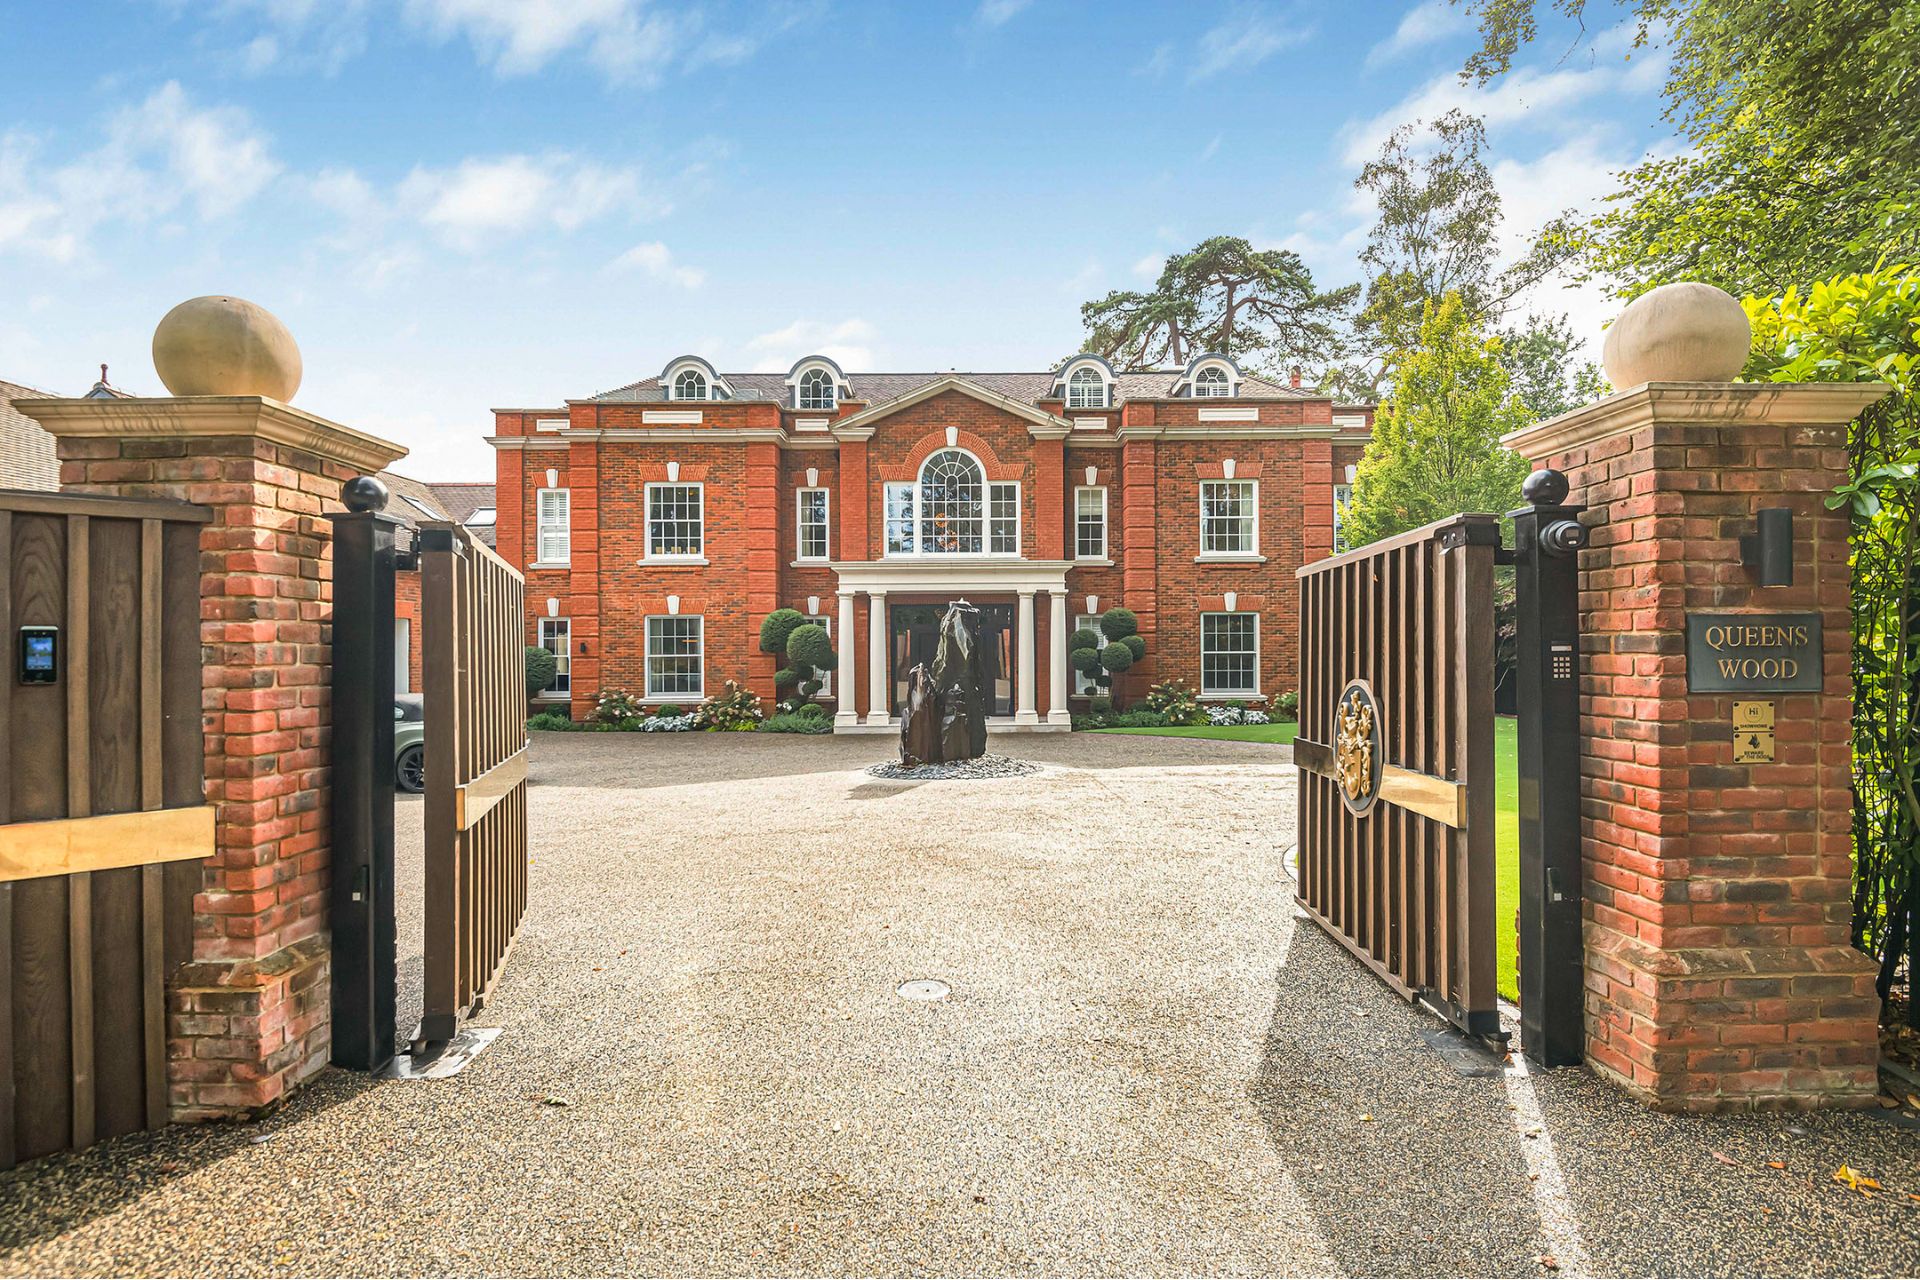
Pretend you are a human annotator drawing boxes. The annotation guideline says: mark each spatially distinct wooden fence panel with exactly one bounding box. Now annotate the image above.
[419,521,528,1044]
[1294,514,1502,1039]
[0,491,212,1169]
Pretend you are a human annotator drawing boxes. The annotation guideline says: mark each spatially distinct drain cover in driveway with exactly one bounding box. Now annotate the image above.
[896,979,951,1002]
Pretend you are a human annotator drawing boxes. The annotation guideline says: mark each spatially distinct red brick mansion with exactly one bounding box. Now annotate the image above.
[490,353,1372,729]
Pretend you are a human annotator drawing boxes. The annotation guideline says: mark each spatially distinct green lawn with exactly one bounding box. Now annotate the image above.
[1094,715,1521,1001]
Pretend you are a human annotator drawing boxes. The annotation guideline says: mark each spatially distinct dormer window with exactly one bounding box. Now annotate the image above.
[1194,366,1231,397]
[798,368,836,411]
[673,369,709,401]
[1067,367,1107,409]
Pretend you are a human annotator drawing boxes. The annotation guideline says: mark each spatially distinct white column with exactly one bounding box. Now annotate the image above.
[1015,589,1039,725]
[1047,590,1070,724]
[835,590,859,727]
[865,590,891,726]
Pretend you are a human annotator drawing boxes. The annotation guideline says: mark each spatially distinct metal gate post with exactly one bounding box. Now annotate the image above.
[327,476,400,1072]
[1510,468,1587,1068]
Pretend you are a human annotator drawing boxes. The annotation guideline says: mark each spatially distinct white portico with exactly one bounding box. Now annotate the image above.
[828,559,1075,732]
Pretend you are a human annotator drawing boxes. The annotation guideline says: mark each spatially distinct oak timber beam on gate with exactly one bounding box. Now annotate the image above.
[0,806,218,882]
[1291,737,1468,829]
[456,746,528,832]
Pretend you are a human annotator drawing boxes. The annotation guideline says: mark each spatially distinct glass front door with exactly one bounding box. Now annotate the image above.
[889,602,1014,716]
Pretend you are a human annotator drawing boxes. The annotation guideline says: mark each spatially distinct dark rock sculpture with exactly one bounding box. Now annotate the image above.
[896,601,990,766]
[899,665,939,767]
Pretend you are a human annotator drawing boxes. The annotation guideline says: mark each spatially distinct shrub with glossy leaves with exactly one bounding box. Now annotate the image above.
[526,645,557,698]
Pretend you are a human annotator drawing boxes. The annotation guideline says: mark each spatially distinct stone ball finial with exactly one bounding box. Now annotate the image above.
[1601,282,1751,388]
[1522,468,1570,506]
[152,295,303,401]
[341,475,390,513]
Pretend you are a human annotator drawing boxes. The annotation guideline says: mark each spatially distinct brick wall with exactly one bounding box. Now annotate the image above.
[1510,384,1883,1111]
[396,567,422,694]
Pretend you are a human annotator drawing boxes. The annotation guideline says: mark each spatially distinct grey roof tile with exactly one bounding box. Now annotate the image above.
[0,379,62,491]
[587,368,1313,408]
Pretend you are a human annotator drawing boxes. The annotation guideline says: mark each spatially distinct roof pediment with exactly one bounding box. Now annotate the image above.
[829,375,1070,439]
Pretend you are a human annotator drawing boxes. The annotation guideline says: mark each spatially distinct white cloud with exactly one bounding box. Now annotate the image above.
[0,82,280,262]
[1131,253,1164,280]
[395,153,654,249]
[1189,5,1312,81]
[610,240,704,288]
[975,0,1033,26]
[1340,20,1669,165]
[741,318,878,372]
[1363,0,1468,70]
[194,0,373,74]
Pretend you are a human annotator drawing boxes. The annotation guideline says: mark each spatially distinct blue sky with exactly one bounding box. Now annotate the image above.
[1,0,1672,478]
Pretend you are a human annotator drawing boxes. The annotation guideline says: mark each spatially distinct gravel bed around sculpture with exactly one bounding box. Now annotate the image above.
[865,754,1040,781]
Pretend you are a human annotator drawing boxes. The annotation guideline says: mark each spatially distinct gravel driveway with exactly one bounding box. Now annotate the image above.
[1,731,1917,1277]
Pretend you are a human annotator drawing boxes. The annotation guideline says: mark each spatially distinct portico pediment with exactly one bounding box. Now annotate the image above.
[829,376,1072,441]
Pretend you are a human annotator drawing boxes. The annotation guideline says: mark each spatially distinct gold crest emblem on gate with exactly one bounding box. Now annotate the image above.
[1334,679,1384,816]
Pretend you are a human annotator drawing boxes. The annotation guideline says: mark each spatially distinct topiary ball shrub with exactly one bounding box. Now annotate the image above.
[1120,633,1146,662]
[773,667,799,689]
[525,645,557,698]
[795,702,828,720]
[1100,607,1139,641]
[1099,642,1134,674]
[1069,627,1102,654]
[1071,646,1102,677]
[759,608,806,654]
[785,622,834,671]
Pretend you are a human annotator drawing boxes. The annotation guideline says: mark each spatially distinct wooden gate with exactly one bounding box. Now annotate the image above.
[1292,513,1501,1038]
[0,490,213,1167]
[418,520,528,1043]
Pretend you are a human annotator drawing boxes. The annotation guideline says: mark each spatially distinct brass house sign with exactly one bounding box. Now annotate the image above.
[1685,613,1822,693]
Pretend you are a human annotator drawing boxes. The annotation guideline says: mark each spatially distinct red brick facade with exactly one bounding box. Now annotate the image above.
[1509,383,1886,1111]
[491,361,1372,724]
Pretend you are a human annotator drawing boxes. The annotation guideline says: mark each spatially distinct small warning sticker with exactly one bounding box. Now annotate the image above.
[1732,700,1775,730]
[1733,729,1775,763]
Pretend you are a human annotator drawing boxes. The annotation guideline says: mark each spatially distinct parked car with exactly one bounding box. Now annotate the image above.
[395,694,425,793]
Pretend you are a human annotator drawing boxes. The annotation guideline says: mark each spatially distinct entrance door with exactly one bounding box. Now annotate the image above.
[888,602,1014,716]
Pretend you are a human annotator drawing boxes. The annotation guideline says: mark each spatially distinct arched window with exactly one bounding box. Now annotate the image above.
[1193,365,1231,398]
[797,368,836,410]
[918,449,985,554]
[885,448,1021,556]
[673,369,708,401]
[1067,366,1106,409]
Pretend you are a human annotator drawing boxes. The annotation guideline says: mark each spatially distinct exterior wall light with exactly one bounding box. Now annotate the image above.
[1741,507,1794,586]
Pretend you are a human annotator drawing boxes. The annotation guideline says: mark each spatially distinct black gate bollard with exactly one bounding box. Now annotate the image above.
[1511,468,1587,1068]
[327,475,400,1072]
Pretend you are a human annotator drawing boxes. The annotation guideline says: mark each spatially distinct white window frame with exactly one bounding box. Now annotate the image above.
[805,614,833,697]
[535,487,570,565]
[1198,479,1259,558]
[466,506,497,527]
[538,617,571,697]
[796,368,836,411]
[883,450,1021,558]
[1200,611,1260,698]
[672,369,709,401]
[796,487,831,561]
[534,417,568,432]
[1074,485,1107,560]
[1066,366,1107,409]
[1193,365,1232,398]
[645,482,706,561]
[1333,483,1353,554]
[644,615,705,700]
[1073,613,1106,696]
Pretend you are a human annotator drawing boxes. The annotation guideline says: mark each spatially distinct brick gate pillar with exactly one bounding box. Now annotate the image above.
[23,394,406,1120]
[1507,352,1888,1109]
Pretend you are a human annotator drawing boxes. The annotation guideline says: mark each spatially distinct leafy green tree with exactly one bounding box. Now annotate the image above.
[1742,264,1920,1014]
[1082,235,1356,374]
[1494,313,1610,419]
[1342,294,1534,547]
[1328,110,1574,399]
[1459,0,1920,297]
[525,645,557,699]
[759,609,836,712]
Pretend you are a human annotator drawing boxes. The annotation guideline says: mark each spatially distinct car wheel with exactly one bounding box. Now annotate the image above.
[396,744,425,794]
